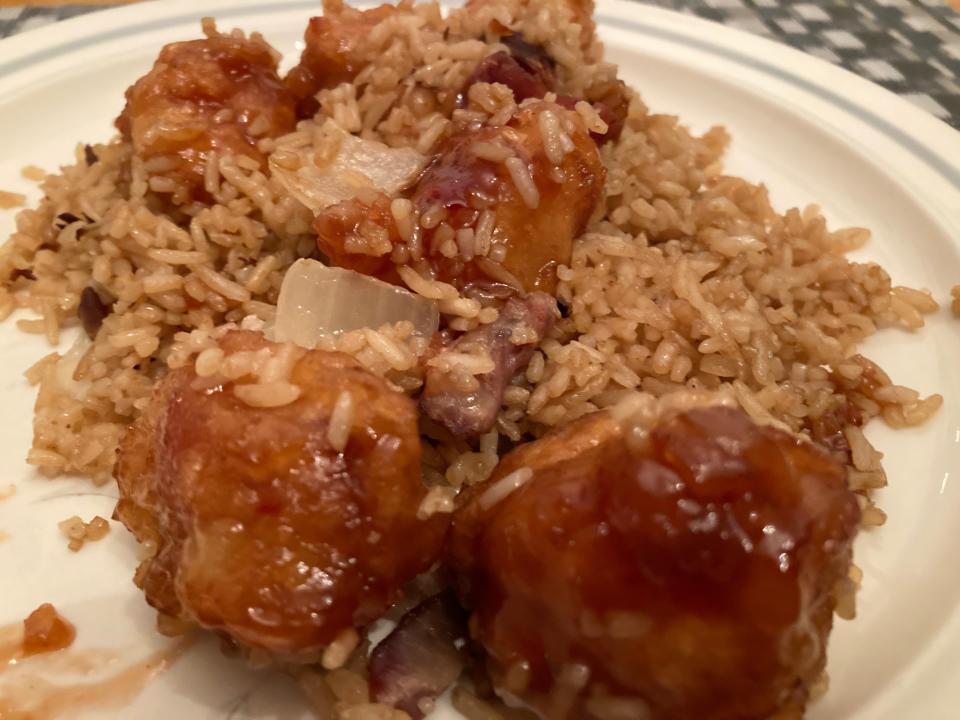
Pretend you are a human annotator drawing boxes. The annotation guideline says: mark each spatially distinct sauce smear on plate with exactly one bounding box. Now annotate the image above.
[0,603,191,719]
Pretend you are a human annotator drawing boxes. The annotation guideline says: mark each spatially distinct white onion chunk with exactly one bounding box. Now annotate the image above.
[274,259,439,348]
[270,120,428,212]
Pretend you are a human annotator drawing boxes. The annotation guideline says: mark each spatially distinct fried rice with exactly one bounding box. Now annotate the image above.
[1,0,941,495]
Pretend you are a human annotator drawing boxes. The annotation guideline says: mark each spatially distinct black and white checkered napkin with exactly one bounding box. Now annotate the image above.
[2,1,959,128]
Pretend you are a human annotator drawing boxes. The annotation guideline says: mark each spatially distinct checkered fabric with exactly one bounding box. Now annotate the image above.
[2,1,959,128]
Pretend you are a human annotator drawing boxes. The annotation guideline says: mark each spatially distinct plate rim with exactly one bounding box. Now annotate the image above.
[1,1,959,718]
[598,1,960,188]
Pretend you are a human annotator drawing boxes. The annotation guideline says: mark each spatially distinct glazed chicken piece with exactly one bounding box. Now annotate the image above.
[422,292,557,438]
[114,331,447,658]
[116,34,296,204]
[284,1,399,118]
[315,100,605,295]
[448,406,860,720]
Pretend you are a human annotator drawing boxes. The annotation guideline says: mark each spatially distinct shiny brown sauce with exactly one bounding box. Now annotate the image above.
[448,407,861,719]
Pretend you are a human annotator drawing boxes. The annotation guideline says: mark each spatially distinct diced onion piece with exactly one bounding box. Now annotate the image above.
[270,120,428,212]
[274,259,439,347]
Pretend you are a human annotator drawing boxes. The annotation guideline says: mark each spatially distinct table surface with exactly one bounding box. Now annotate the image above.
[1,0,960,130]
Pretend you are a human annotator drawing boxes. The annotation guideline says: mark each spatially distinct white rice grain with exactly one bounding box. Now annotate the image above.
[234,381,301,408]
[538,109,573,165]
[417,485,457,520]
[397,265,459,300]
[327,391,354,452]
[321,628,360,671]
[478,467,533,510]
[504,157,540,208]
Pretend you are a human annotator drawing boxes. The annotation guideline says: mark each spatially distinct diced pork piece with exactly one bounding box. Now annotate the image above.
[421,292,557,438]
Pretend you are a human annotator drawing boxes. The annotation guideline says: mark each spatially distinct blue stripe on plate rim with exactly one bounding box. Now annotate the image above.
[0,1,958,188]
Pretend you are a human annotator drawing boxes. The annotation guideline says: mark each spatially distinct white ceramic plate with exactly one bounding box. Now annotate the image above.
[1,1,959,718]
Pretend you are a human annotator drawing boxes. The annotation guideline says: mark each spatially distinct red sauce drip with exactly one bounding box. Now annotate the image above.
[0,604,75,667]
[21,605,76,659]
